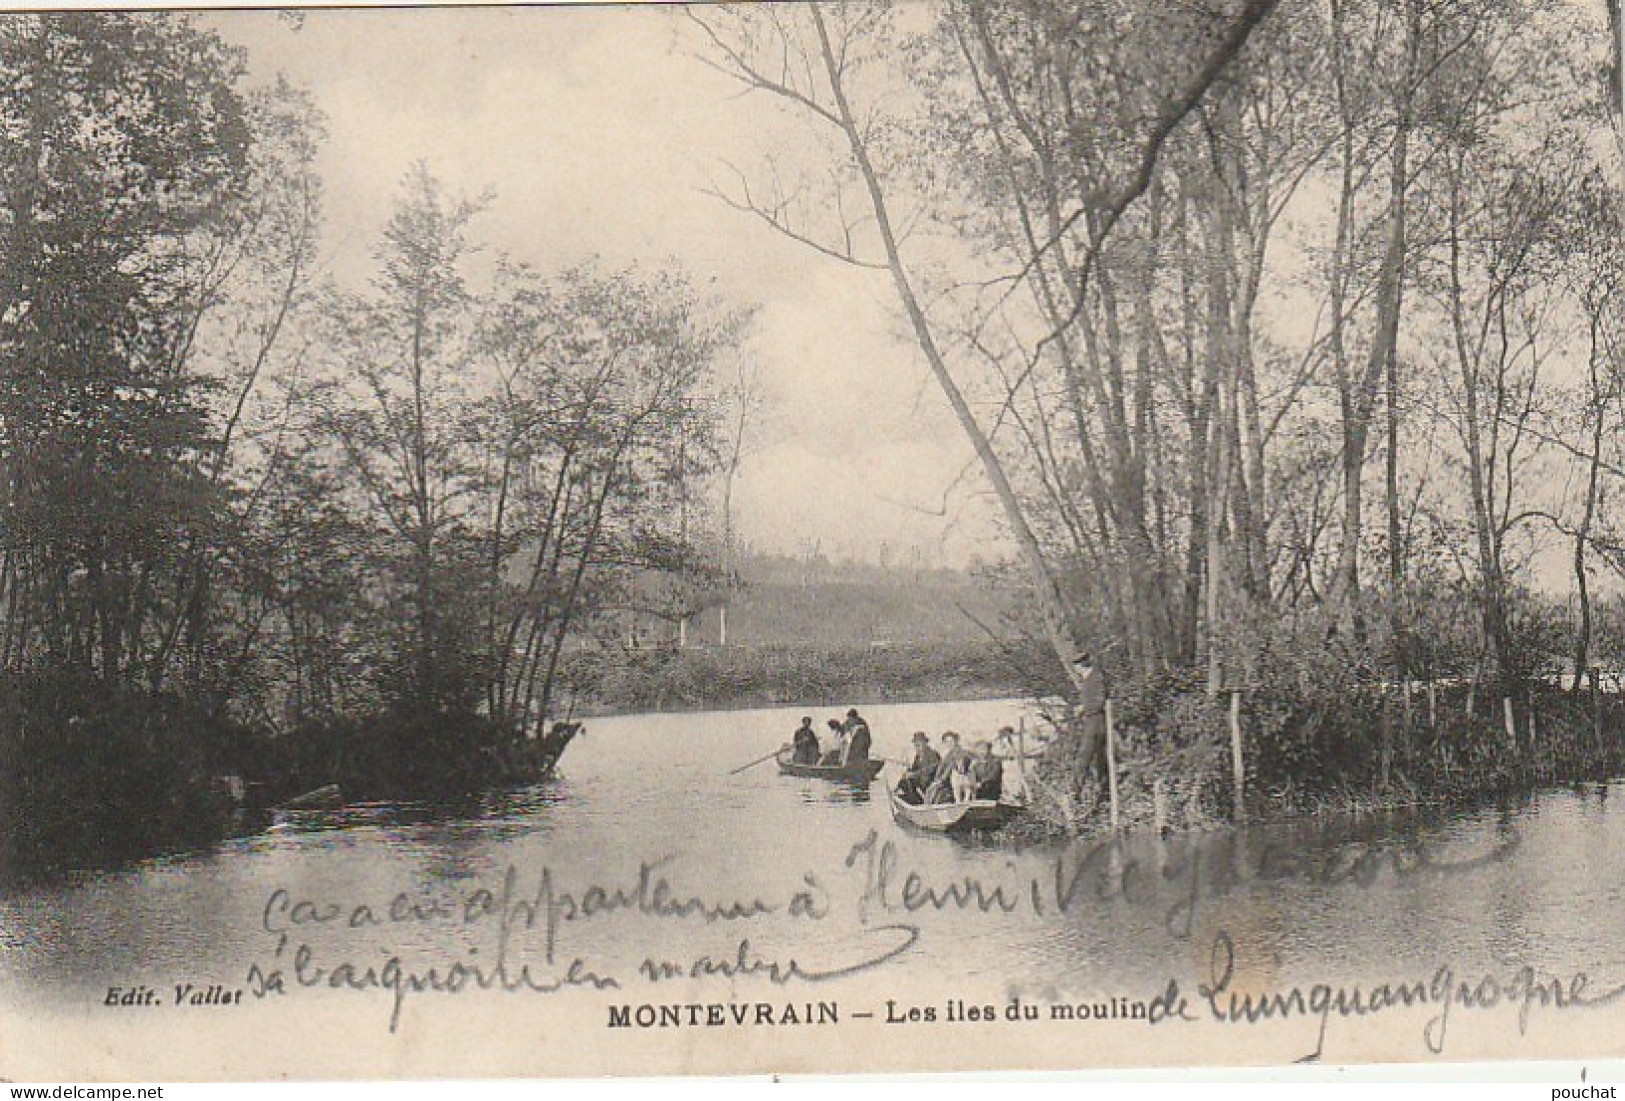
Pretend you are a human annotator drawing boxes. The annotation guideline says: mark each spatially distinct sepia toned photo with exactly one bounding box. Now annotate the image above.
[2,0,1625,1082]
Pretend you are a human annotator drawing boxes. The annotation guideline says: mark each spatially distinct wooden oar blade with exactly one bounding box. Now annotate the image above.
[728,747,783,775]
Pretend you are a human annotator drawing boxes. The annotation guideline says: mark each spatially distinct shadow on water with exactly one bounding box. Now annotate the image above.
[795,782,874,807]
[254,779,573,841]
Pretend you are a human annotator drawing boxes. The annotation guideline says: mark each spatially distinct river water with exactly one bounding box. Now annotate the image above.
[3,697,1624,1072]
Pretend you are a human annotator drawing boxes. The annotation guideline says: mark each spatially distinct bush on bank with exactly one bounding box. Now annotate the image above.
[265,706,525,805]
[0,668,240,884]
[1020,598,1625,839]
[0,667,548,883]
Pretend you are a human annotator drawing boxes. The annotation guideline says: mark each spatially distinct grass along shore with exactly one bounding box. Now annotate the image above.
[1018,675,1625,839]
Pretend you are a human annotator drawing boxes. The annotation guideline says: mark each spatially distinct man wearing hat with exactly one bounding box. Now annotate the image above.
[967,739,1003,801]
[895,731,941,804]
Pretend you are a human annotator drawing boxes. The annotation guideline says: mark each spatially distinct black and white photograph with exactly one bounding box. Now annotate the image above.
[2,0,1625,1081]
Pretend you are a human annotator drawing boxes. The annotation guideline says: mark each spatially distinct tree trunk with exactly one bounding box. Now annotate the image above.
[810,7,1095,718]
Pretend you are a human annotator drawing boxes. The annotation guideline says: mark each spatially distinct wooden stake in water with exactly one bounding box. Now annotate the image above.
[1011,716,1032,802]
[1428,681,1437,727]
[1503,696,1517,751]
[1151,776,1168,837]
[1229,690,1246,822]
[1104,698,1121,831]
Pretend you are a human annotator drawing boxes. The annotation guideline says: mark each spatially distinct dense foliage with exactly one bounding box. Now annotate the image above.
[0,13,738,880]
[694,1,1625,831]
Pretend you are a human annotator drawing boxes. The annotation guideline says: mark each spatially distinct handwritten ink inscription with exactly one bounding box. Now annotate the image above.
[227,826,1625,1058]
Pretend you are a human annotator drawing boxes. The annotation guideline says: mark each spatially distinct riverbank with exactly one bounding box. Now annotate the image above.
[0,668,564,886]
[11,647,1625,886]
[0,643,1049,885]
[1017,674,1625,839]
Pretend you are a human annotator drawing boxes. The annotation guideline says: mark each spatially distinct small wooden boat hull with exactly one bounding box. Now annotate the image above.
[775,750,885,784]
[888,788,1022,833]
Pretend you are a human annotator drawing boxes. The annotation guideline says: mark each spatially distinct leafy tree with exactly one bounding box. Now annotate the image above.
[0,13,252,682]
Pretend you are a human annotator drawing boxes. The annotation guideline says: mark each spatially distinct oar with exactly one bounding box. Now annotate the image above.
[729,747,785,775]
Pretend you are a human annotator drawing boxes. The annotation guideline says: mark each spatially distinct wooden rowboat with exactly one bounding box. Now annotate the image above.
[888,787,1023,833]
[775,748,885,784]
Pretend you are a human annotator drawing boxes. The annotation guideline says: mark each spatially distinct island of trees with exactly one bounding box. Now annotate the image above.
[0,13,751,880]
[691,0,1625,831]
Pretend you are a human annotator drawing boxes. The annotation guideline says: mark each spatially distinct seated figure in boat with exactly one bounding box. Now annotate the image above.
[895,731,941,804]
[843,708,872,763]
[791,716,821,765]
[818,718,848,766]
[967,739,1003,801]
[925,731,969,803]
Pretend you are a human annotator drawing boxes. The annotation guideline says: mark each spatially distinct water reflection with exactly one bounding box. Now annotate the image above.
[795,783,874,807]
[1,697,1623,1020]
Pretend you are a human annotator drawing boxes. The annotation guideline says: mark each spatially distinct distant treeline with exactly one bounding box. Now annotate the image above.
[564,638,1063,715]
[664,555,1024,648]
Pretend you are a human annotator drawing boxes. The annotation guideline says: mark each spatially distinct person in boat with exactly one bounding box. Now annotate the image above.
[926,731,969,803]
[967,739,1003,801]
[895,731,941,804]
[843,708,872,764]
[818,718,848,766]
[791,716,820,765]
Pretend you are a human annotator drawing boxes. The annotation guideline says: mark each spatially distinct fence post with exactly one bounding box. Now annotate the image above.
[1010,717,1032,802]
[1229,690,1246,822]
[1104,698,1120,831]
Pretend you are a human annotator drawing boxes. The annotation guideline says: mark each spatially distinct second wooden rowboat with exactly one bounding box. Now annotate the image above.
[775,748,885,784]
[888,787,1023,833]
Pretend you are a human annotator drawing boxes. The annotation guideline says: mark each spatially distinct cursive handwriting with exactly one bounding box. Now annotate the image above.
[246,937,617,1033]
[246,857,855,1032]
[843,828,1520,939]
[1168,930,1625,1061]
[260,857,827,965]
[638,925,919,985]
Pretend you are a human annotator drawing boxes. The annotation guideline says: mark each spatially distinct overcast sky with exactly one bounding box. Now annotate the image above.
[209,6,1002,568]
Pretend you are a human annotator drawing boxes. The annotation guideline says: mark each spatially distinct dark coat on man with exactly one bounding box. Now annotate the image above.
[926,744,969,803]
[844,722,872,763]
[895,742,941,804]
[904,744,941,786]
[791,723,820,765]
[968,755,1003,801]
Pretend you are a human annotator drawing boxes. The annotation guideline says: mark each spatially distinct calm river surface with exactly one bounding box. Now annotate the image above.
[3,696,1625,1060]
